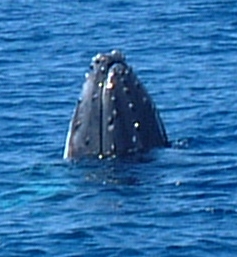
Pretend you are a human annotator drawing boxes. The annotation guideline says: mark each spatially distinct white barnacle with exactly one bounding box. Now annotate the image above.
[107,116,113,124]
[128,102,134,109]
[132,135,137,143]
[100,55,107,62]
[105,151,111,156]
[112,109,117,117]
[98,154,103,159]
[98,82,103,87]
[111,143,115,151]
[92,53,103,62]
[124,68,130,75]
[85,72,89,79]
[92,56,97,62]
[123,87,129,93]
[111,49,118,55]
[125,66,132,75]
[74,120,82,129]
[106,82,114,89]
[108,124,114,132]
[106,71,115,89]
[111,95,116,101]
[111,50,125,61]
[85,136,90,145]
[134,121,140,129]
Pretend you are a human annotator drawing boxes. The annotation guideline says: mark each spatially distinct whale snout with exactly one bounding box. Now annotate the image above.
[64,50,169,160]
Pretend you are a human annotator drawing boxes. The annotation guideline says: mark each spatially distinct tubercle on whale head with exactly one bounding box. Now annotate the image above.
[85,50,128,88]
[90,50,126,72]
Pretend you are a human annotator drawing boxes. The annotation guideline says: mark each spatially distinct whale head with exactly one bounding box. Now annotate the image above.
[64,50,168,160]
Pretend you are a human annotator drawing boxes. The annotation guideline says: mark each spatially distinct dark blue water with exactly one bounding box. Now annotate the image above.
[1,0,237,256]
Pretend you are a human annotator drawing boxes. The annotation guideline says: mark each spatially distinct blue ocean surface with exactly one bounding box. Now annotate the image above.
[1,0,237,256]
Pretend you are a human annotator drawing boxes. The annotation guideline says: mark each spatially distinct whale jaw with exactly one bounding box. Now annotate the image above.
[64,50,169,160]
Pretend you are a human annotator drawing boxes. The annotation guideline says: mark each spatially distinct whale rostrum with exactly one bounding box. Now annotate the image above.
[63,50,169,160]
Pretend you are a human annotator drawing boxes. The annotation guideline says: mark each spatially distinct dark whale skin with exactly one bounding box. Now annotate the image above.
[63,50,169,160]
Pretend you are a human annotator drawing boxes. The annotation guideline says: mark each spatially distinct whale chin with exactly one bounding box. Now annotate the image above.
[63,50,169,160]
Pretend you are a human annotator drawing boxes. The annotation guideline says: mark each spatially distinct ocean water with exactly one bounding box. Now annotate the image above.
[1,0,237,256]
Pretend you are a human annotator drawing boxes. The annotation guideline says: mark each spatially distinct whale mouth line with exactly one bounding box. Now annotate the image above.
[98,62,126,156]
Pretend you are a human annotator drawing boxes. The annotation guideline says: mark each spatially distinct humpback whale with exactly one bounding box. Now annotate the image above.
[63,50,169,160]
